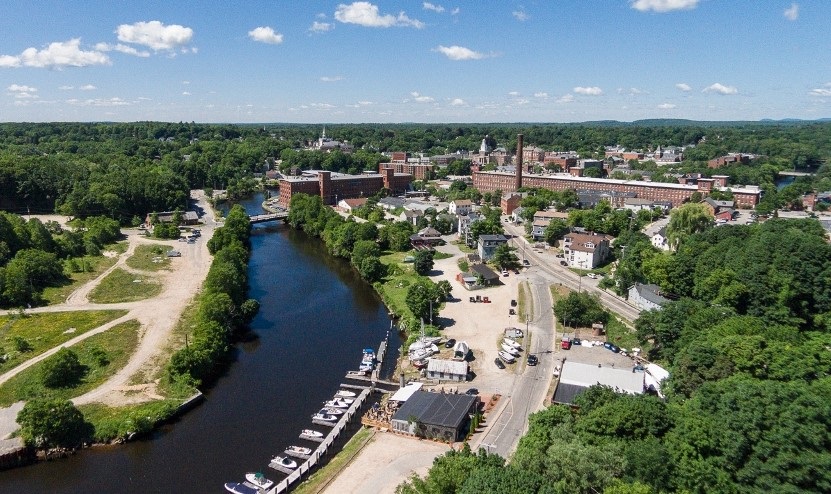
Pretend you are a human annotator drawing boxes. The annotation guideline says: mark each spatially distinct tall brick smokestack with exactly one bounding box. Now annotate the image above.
[515,133,524,190]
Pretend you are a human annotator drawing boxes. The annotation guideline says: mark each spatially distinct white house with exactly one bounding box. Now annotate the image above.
[651,227,670,251]
[628,283,670,311]
[563,232,612,269]
[337,197,368,214]
[449,199,473,216]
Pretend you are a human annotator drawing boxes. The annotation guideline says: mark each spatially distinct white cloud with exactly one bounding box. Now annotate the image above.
[618,87,646,95]
[658,103,677,109]
[58,85,73,90]
[182,80,190,85]
[630,0,699,13]
[94,42,150,57]
[513,9,529,21]
[423,2,444,13]
[534,92,548,98]
[508,91,520,97]
[79,84,96,91]
[783,3,799,21]
[450,98,465,106]
[320,76,344,82]
[311,102,336,109]
[433,45,485,60]
[116,21,194,51]
[809,84,831,97]
[357,100,373,106]
[335,2,424,28]
[574,86,603,96]
[556,94,575,103]
[66,97,130,107]
[451,7,460,15]
[409,91,434,102]
[0,39,110,69]
[309,21,333,33]
[7,84,36,93]
[703,82,738,95]
[248,26,284,44]
[675,82,692,91]
[182,91,191,96]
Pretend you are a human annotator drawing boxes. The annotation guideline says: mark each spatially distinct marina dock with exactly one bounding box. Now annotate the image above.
[267,386,372,494]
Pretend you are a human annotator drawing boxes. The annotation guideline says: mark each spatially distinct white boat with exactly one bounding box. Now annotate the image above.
[312,412,338,422]
[501,343,521,356]
[331,395,355,404]
[320,407,344,415]
[225,482,258,494]
[245,472,274,490]
[286,445,313,456]
[271,455,298,469]
[453,341,470,359]
[301,429,324,438]
[324,399,350,409]
[503,338,521,349]
[498,350,516,363]
[408,344,438,361]
[335,390,356,398]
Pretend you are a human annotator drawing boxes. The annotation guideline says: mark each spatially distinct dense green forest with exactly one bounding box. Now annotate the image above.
[2,121,830,222]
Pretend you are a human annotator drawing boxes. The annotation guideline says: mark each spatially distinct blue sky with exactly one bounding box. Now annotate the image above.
[1,0,829,123]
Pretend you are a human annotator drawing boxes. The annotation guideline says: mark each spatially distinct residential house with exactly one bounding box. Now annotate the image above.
[449,199,473,216]
[401,209,424,226]
[651,227,670,251]
[628,282,670,310]
[478,234,509,261]
[501,192,523,216]
[410,227,444,248]
[563,232,612,269]
[390,390,478,442]
[458,212,482,247]
[337,197,368,214]
[531,210,569,240]
[623,198,656,212]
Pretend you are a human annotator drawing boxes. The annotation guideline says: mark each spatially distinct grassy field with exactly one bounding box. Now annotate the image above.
[125,244,172,271]
[377,250,423,324]
[517,281,532,324]
[88,268,162,303]
[0,310,128,373]
[80,399,181,443]
[41,255,120,305]
[292,427,375,494]
[0,319,141,406]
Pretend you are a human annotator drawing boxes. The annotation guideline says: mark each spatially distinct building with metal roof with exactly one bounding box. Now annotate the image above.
[390,391,478,442]
[552,361,645,405]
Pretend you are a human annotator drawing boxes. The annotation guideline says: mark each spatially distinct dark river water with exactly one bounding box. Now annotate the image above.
[0,192,398,493]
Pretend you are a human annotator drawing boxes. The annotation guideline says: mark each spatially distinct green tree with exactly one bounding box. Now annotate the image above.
[491,243,519,269]
[40,347,86,388]
[666,202,713,250]
[405,278,440,322]
[413,250,435,275]
[17,398,91,449]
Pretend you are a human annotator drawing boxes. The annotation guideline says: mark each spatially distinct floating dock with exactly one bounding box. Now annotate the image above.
[267,386,372,494]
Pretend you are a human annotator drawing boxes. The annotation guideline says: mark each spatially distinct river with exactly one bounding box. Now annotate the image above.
[0,192,398,493]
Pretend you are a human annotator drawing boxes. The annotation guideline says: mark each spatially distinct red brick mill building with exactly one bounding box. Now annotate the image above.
[278,168,413,207]
[473,170,762,208]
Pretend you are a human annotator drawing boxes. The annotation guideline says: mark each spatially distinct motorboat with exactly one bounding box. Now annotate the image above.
[224,482,258,494]
[501,343,521,356]
[245,472,274,490]
[498,350,516,363]
[300,429,324,439]
[286,445,313,456]
[331,395,355,404]
[312,412,338,422]
[319,407,344,415]
[453,341,470,359]
[347,369,367,377]
[335,390,356,398]
[324,399,350,409]
[271,455,298,469]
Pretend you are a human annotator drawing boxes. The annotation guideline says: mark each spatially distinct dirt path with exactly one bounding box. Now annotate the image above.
[0,190,219,411]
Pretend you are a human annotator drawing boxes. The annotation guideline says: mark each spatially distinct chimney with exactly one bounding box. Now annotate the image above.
[515,134,523,190]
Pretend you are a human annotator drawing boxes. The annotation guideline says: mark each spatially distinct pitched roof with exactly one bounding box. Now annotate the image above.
[451,199,473,206]
[470,263,499,280]
[341,198,368,208]
[391,391,477,429]
[631,282,670,306]
[559,361,644,395]
[426,359,469,375]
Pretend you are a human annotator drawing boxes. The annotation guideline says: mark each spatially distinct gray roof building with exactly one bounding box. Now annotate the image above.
[390,391,478,442]
[628,282,670,310]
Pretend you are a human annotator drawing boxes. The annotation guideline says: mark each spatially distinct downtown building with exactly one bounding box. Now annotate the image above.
[278,168,413,207]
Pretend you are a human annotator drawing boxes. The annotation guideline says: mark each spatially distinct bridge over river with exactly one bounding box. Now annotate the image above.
[248,212,288,224]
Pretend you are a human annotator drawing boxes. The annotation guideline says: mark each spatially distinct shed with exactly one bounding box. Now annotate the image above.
[390,391,478,442]
[390,382,424,403]
[426,359,469,382]
[469,264,499,286]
